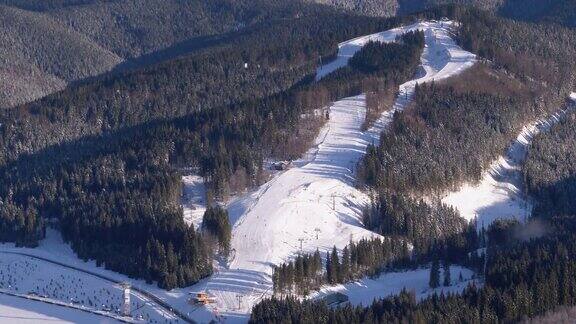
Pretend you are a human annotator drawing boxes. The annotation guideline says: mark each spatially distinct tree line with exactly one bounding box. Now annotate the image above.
[272,238,411,295]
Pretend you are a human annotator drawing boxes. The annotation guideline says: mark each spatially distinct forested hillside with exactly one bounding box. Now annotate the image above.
[356,4,576,250]
[251,4,576,322]
[0,9,421,289]
[525,112,576,220]
[359,64,544,195]
[0,0,349,108]
[251,104,576,323]
[2,0,572,109]
[47,0,328,59]
[0,11,407,165]
[499,0,576,27]
[0,5,121,108]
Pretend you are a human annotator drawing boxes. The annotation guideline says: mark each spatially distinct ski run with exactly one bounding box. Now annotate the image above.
[193,20,478,319]
[1,19,574,323]
[443,100,576,229]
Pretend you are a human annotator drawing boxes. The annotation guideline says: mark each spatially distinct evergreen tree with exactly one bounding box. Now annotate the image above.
[329,247,340,284]
[443,259,451,287]
[341,246,351,282]
[429,258,440,289]
[202,206,232,256]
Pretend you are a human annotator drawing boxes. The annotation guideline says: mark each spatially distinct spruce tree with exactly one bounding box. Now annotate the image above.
[341,247,351,282]
[330,246,340,284]
[429,258,440,289]
[443,259,451,287]
[326,252,333,284]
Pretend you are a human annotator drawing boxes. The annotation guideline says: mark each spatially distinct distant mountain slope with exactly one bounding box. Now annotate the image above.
[0,5,122,108]
[46,0,310,59]
[499,0,576,28]
[0,0,100,12]
[303,0,502,16]
[305,0,575,26]
[310,0,399,17]
[0,0,333,108]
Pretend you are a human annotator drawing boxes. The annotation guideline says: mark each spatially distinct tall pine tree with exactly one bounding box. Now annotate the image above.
[443,259,451,287]
[429,258,440,289]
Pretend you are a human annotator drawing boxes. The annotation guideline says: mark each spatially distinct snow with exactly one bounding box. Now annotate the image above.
[0,229,179,323]
[188,20,477,318]
[309,265,478,306]
[182,174,207,229]
[0,294,118,324]
[316,21,474,82]
[0,253,149,321]
[442,99,576,229]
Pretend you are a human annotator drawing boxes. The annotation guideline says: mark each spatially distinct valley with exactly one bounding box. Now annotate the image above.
[1,2,576,323]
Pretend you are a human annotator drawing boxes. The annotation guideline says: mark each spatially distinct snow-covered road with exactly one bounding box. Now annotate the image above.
[192,21,477,318]
[443,94,576,229]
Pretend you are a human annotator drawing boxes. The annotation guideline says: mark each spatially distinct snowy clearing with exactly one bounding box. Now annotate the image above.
[309,265,478,306]
[442,95,576,229]
[182,174,207,229]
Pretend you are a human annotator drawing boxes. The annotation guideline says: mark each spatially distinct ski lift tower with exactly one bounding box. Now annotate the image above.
[120,282,131,316]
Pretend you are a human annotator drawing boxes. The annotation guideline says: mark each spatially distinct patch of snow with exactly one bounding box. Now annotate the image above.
[442,104,576,230]
[309,265,478,306]
[0,229,187,323]
[182,174,207,229]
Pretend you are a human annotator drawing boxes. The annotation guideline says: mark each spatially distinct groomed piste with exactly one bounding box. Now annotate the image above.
[191,20,477,319]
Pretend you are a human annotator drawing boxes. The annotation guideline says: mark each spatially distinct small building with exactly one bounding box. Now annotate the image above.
[321,292,349,307]
[189,292,216,305]
[271,161,292,171]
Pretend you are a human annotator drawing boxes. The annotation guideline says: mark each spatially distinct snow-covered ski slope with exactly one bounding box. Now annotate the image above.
[443,94,576,229]
[316,21,474,82]
[190,20,477,319]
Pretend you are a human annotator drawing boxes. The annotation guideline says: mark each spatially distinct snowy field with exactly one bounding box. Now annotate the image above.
[310,265,477,305]
[0,293,117,324]
[0,252,156,322]
[0,229,190,323]
[443,95,576,229]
